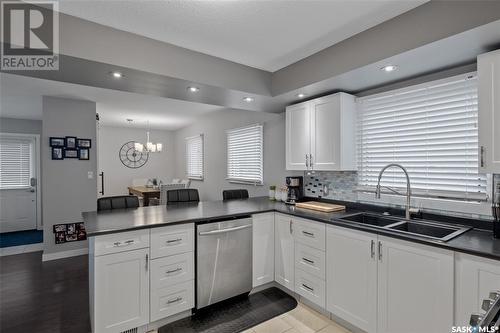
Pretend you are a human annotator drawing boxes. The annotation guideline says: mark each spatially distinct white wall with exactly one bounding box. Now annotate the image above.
[42,97,97,255]
[173,108,300,201]
[98,126,176,196]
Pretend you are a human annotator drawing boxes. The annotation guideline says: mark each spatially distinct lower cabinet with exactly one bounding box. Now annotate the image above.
[326,226,454,333]
[93,248,150,333]
[150,280,194,322]
[295,268,326,308]
[377,236,454,333]
[455,252,500,326]
[275,213,295,290]
[252,213,275,287]
[326,226,377,333]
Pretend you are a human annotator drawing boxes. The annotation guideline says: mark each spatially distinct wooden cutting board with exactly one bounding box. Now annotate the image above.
[295,201,346,212]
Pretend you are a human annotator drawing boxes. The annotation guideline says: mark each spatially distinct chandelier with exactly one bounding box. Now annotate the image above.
[128,119,163,153]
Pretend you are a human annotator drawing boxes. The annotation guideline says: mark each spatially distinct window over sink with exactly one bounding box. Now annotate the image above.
[357,73,488,203]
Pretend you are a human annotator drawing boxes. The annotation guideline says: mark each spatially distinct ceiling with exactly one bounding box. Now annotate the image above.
[0,73,221,130]
[58,0,428,72]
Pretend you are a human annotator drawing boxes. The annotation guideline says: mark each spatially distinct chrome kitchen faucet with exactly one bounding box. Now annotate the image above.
[375,163,412,220]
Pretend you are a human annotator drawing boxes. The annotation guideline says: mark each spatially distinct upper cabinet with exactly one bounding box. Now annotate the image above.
[478,49,500,173]
[286,92,356,171]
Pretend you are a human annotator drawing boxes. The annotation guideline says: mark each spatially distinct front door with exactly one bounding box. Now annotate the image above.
[0,134,37,233]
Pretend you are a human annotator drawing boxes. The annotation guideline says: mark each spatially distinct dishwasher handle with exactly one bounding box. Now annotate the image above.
[198,224,252,236]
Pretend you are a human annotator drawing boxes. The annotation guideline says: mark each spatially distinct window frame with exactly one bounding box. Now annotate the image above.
[226,123,264,186]
[355,72,491,215]
[185,134,204,181]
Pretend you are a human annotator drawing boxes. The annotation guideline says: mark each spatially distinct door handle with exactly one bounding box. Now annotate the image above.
[378,241,382,261]
[310,154,313,169]
[371,240,375,259]
[166,267,182,275]
[289,220,293,234]
[305,154,309,169]
[99,172,104,195]
[145,254,149,271]
[167,297,182,304]
[166,238,182,244]
[480,146,485,168]
[302,230,314,237]
[302,257,315,265]
[302,284,314,292]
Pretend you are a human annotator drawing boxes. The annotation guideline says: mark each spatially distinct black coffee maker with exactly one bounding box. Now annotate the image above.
[285,176,304,205]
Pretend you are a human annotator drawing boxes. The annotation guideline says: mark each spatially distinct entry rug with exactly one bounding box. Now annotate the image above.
[158,287,297,333]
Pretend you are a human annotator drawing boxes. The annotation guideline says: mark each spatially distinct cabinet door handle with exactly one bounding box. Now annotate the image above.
[145,254,149,271]
[166,267,182,275]
[302,284,314,292]
[371,240,375,259]
[310,154,313,169]
[480,146,485,168]
[166,238,182,244]
[113,240,135,247]
[302,257,315,265]
[289,220,293,234]
[378,241,382,261]
[167,297,183,304]
[305,154,309,169]
[302,230,314,237]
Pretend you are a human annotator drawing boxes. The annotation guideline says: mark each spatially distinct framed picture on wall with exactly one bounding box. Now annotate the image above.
[65,136,77,149]
[78,148,89,160]
[52,147,64,160]
[77,139,91,148]
[50,137,65,147]
[64,149,78,158]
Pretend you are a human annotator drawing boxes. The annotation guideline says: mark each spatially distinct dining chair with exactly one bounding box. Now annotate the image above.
[222,189,249,201]
[166,189,200,205]
[97,195,140,211]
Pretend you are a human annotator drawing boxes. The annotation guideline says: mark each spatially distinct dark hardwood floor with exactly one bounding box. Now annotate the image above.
[0,252,90,333]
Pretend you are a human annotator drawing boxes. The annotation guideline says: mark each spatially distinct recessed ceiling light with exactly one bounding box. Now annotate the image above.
[297,93,306,98]
[381,65,397,72]
[187,86,200,92]
[243,97,254,103]
[111,71,123,79]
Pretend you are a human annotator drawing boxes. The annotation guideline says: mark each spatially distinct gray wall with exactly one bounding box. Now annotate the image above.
[0,117,42,134]
[42,97,97,255]
[98,126,176,196]
[173,109,300,201]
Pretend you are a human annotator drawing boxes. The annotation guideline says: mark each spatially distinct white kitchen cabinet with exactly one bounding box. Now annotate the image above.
[274,213,295,291]
[295,267,326,308]
[455,252,500,326]
[478,49,500,173]
[252,213,275,287]
[285,92,356,171]
[326,226,377,333]
[377,236,454,333]
[93,248,150,333]
[285,102,310,170]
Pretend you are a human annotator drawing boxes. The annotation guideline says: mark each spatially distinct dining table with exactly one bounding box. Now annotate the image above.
[127,186,160,206]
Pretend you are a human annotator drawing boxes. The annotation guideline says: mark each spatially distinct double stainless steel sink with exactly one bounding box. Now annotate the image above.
[336,212,471,242]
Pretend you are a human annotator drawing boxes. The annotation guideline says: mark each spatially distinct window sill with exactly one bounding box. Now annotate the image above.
[227,179,263,186]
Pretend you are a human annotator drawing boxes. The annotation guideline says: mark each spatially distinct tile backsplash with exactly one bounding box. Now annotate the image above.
[304,171,358,201]
[303,171,493,221]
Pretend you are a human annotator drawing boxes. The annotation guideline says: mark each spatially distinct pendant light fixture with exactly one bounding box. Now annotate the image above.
[130,120,163,153]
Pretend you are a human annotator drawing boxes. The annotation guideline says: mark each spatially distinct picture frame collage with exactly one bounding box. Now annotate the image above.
[50,136,91,160]
[53,222,87,244]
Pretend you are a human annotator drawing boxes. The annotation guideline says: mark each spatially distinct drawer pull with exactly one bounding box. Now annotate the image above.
[166,238,182,244]
[302,231,314,237]
[112,239,135,247]
[302,284,314,292]
[167,297,183,304]
[166,267,182,275]
[302,257,315,265]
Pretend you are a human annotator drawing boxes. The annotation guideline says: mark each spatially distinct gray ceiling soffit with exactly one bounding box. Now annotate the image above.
[0,54,286,113]
[55,9,272,96]
[271,0,500,96]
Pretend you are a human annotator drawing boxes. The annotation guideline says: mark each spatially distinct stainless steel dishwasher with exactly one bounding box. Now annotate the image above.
[196,216,252,309]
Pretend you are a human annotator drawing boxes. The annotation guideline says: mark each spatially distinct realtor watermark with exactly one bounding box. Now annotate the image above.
[451,326,500,333]
[1,0,59,70]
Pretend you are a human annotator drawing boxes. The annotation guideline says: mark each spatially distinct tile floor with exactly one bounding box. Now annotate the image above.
[244,302,352,333]
[151,301,352,333]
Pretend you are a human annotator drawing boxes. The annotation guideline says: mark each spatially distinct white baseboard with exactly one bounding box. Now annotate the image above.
[42,247,88,261]
[0,243,44,257]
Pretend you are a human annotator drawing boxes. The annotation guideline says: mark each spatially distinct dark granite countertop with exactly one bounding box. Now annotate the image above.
[83,197,500,261]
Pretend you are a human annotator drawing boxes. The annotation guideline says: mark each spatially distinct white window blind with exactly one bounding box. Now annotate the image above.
[186,134,204,180]
[0,137,33,189]
[357,73,488,202]
[227,124,263,185]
